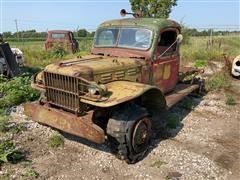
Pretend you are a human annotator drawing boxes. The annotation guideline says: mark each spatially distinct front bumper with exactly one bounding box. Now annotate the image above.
[24,102,105,144]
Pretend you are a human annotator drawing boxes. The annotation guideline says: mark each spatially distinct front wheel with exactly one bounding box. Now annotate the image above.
[107,104,151,163]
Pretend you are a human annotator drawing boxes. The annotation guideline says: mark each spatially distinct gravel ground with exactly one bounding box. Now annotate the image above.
[0,79,239,180]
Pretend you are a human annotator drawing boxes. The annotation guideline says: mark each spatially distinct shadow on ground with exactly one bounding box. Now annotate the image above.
[21,66,42,76]
[145,95,203,158]
[58,94,204,162]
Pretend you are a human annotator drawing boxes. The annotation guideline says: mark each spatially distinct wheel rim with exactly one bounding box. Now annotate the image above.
[132,117,151,153]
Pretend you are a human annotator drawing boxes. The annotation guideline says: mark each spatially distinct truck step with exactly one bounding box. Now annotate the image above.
[165,83,199,109]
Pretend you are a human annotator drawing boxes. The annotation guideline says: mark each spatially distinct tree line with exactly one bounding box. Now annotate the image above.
[2,29,95,39]
[2,28,238,40]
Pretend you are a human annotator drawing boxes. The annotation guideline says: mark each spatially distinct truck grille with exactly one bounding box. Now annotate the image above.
[44,72,89,112]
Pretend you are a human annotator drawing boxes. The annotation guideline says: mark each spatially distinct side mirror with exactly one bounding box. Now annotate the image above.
[177,34,183,44]
[120,9,127,17]
[120,9,142,18]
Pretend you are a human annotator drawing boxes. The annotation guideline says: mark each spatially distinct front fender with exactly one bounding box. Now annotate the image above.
[81,81,166,109]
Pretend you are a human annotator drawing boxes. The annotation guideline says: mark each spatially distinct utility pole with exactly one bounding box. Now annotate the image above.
[14,19,19,42]
[210,28,213,48]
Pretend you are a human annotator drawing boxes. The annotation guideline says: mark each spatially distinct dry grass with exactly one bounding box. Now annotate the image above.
[181,35,240,66]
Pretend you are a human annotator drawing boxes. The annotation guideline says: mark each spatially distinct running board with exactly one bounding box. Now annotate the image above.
[165,84,199,109]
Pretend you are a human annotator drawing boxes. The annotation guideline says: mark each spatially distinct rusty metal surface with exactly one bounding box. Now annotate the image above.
[45,55,143,79]
[24,102,105,144]
[179,66,204,74]
[165,84,199,109]
[30,18,197,113]
[91,47,151,61]
[81,81,166,108]
[45,30,78,53]
[99,18,180,33]
[43,55,145,96]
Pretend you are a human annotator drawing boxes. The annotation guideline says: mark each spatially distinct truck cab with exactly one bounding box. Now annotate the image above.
[45,30,79,53]
[91,18,181,93]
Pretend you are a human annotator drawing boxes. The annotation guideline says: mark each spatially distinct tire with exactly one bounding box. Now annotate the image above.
[107,104,152,163]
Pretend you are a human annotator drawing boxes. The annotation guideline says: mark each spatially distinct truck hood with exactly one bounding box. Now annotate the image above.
[44,55,145,83]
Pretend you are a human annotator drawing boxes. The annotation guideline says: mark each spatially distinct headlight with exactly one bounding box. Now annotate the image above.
[87,83,107,97]
[88,84,98,95]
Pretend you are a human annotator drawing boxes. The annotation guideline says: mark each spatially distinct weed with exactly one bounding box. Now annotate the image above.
[0,76,40,109]
[225,94,236,105]
[205,72,230,91]
[181,35,239,64]
[48,43,68,58]
[0,172,10,180]
[47,134,64,148]
[21,168,39,179]
[0,140,24,164]
[0,116,9,133]
[150,160,167,168]
[9,123,27,134]
[194,59,207,68]
[166,114,179,129]
[0,115,27,134]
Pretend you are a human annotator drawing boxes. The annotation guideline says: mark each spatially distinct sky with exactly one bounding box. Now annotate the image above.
[0,0,239,33]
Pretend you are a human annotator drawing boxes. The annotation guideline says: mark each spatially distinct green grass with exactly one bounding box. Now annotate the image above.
[0,172,11,180]
[0,116,9,133]
[194,59,207,68]
[205,72,230,91]
[150,160,167,168]
[21,168,39,179]
[0,116,27,134]
[225,94,237,105]
[181,35,240,65]
[0,140,24,164]
[9,123,27,134]
[9,38,92,68]
[47,134,64,148]
[0,76,40,109]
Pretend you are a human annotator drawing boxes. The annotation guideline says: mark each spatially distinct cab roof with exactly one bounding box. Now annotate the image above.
[99,18,180,32]
[47,30,72,34]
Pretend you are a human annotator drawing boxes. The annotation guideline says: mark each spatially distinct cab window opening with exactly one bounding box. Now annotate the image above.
[158,30,177,57]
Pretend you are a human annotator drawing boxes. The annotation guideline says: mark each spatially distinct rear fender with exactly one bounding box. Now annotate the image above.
[81,81,166,110]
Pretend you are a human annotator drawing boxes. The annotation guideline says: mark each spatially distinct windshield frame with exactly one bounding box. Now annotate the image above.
[94,27,153,51]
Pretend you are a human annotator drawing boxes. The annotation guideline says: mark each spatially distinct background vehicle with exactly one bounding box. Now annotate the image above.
[25,10,204,163]
[45,30,79,53]
[232,55,240,78]
[0,41,21,77]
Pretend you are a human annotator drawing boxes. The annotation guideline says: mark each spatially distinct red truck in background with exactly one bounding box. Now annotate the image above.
[45,30,79,53]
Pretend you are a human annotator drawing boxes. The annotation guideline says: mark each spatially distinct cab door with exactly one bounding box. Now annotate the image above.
[152,28,180,94]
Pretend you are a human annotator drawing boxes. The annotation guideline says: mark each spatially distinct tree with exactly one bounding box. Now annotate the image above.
[2,32,12,38]
[77,29,88,37]
[129,0,177,18]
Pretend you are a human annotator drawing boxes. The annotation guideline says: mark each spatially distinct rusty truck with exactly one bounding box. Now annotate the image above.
[45,30,79,53]
[24,10,204,163]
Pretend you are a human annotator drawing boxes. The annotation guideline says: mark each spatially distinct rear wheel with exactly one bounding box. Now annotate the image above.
[107,104,151,163]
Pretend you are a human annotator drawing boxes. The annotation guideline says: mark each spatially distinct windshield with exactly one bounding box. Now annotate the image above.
[51,33,66,39]
[94,27,152,50]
